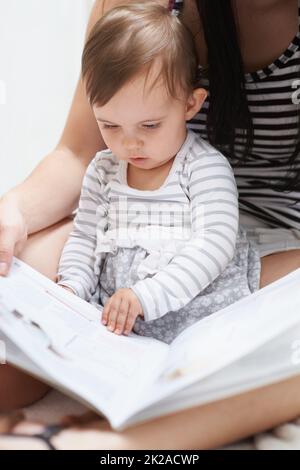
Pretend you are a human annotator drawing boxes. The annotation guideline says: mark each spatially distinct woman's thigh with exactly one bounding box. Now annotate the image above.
[260,248,300,288]
[0,217,74,411]
[55,373,300,450]
[17,216,74,280]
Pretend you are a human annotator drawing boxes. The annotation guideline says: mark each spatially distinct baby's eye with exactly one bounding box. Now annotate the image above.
[142,123,161,129]
[102,123,160,130]
[103,124,119,129]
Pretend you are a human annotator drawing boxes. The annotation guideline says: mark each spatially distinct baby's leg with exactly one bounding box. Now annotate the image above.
[0,217,74,411]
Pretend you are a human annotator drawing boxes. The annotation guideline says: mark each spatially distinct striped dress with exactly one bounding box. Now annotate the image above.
[57,130,242,322]
[171,0,300,230]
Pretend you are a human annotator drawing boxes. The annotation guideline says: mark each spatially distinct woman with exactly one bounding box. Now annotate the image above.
[1,0,300,449]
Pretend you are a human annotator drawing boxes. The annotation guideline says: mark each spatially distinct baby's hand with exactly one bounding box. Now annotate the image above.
[102,288,144,336]
[59,285,76,295]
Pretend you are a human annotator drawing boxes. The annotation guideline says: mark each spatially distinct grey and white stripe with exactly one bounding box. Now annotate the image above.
[57,129,238,321]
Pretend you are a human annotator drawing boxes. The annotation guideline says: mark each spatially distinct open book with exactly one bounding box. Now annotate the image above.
[1,257,300,430]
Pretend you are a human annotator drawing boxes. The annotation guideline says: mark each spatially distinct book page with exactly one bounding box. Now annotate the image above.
[0,258,169,427]
[128,267,300,418]
[123,322,300,428]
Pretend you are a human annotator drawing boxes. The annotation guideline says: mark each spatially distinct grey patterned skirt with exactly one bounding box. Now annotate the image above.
[91,227,261,344]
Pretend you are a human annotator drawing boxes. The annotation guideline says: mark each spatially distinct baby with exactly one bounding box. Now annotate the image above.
[56,2,261,344]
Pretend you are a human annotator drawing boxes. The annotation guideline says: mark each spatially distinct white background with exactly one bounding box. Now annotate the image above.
[0,0,94,195]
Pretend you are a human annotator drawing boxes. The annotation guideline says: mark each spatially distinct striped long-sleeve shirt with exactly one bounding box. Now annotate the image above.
[57,129,239,321]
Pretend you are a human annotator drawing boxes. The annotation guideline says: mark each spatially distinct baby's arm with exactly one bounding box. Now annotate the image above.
[131,150,239,321]
[56,156,108,301]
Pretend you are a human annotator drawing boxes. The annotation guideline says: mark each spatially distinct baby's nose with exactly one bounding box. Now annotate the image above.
[123,136,143,150]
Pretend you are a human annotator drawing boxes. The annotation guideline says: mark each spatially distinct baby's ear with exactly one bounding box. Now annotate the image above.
[185,88,207,121]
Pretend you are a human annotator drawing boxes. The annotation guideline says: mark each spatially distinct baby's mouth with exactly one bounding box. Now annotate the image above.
[128,156,148,164]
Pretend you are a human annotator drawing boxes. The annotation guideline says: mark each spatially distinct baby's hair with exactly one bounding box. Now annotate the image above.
[82,1,200,106]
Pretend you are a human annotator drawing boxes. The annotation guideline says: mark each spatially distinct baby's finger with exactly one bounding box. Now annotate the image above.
[101,298,112,325]
[107,297,122,332]
[114,298,130,335]
[124,309,139,336]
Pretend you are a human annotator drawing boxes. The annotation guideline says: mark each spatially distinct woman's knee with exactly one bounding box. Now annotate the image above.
[0,363,50,412]
[260,249,300,289]
[17,216,74,281]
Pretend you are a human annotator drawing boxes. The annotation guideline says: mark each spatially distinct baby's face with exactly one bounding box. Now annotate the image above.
[93,64,201,170]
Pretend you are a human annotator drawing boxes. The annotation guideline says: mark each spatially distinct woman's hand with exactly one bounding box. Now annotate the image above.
[102,288,144,336]
[0,195,28,276]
